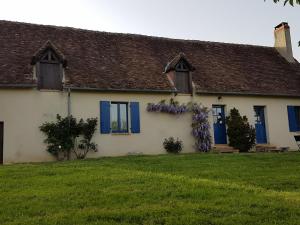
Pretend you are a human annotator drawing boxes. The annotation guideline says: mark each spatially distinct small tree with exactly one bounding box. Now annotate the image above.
[73,118,98,159]
[40,115,81,160]
[40,115,98,160]
[226,108,256,152]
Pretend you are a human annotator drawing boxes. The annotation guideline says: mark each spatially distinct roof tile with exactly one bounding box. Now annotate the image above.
[0,20,300,96]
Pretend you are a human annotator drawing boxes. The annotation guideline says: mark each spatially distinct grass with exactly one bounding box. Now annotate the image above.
[1,153,300,225]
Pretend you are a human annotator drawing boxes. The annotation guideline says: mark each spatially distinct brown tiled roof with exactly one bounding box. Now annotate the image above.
[0,20,300,96]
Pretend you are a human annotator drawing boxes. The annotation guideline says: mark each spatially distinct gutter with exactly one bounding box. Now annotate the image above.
[0,84,36,88]
[64,86,176,94]
[196,91,300,98]
[0,84,176,94]
[0,84,298,98]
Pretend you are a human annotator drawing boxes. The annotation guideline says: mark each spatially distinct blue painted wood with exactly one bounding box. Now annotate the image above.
[100,101,111,134]
[287,106,298,132]
[130,102,140,133]
[213,106,227,144]
[254,106,267,144]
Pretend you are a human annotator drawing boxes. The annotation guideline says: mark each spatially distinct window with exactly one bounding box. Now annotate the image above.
[287,106,300,132]
[100,101,140,134]
[111,102,128,133]
[212,106,225,124]
[38,49,62,90]
[175,60,191,93]
[254,106,265,124]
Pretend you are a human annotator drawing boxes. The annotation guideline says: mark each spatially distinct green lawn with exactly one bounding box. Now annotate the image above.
[1,153,300,225]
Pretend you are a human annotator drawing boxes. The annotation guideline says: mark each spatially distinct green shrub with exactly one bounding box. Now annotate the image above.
[74,118,98,159]
[226,108,256,152]
[40,115,80,160]
[163,137,183,154]
[40,115,98,160]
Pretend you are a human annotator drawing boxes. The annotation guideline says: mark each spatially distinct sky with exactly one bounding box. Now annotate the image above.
[0,0,299,60]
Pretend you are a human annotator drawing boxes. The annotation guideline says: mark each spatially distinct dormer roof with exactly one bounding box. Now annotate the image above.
[164,53,195,73]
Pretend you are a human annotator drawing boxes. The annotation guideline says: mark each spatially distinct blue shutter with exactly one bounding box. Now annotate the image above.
[130,102,140,133]
[287,106,297,132]
[100,101,111,133]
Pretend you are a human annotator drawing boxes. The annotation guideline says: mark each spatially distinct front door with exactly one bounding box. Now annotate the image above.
[213,105,227,144]
[0,122,3,164]
[254,106,267,144]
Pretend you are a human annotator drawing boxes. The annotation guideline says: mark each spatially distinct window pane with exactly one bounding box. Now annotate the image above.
[50,53,57,61]
[212,107,217,116]
[42,54,49,61]
[213,106,224,124]
[120,104,128,131]
[111,103,118,131]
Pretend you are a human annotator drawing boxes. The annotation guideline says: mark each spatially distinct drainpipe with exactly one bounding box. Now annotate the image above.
[67,88,71,160]
[67,88,71,118]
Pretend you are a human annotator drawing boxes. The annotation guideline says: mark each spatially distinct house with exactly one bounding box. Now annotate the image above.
[0,20,300,164]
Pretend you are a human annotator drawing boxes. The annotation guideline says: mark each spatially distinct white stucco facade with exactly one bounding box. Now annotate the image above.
[0,88,300,164]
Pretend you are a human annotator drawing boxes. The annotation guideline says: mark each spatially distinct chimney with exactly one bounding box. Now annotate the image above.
[274,22,295,63]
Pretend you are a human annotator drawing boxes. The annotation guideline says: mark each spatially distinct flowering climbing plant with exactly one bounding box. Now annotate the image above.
[146,99,212,152]
[190,103,212,152]
[146,98,189,115]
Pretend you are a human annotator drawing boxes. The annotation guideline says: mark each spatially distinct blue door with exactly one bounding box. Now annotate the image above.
[254,106,267,144]
[213,105,227,144]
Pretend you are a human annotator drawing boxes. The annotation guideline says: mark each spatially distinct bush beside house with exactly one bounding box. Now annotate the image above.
[163,137,183,154]
[40,115,98,160]
[226,108,256,152]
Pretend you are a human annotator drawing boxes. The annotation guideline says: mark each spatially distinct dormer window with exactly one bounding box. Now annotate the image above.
[38,49,62,90]
[31,41,66,90]
[175,60,191,93]
[164,53,195,94]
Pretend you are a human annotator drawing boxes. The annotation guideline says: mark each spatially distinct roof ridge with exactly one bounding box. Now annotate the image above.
[0,19,274,49]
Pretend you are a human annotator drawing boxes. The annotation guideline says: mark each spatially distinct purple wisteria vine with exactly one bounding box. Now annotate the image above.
[146,99,212,152]
[147,99,189,114]
[190,103,211,152]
